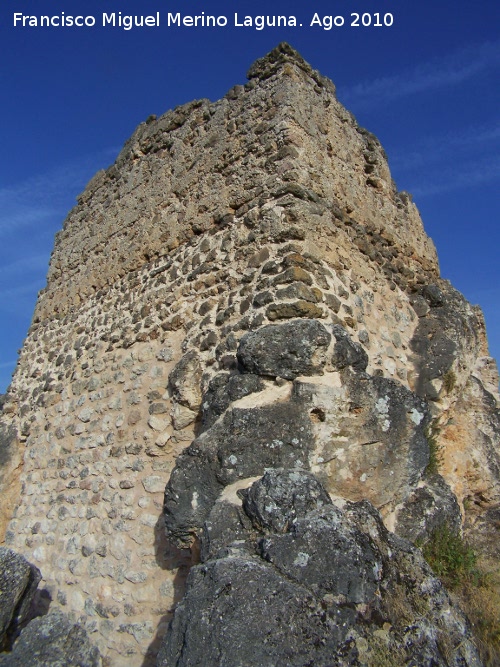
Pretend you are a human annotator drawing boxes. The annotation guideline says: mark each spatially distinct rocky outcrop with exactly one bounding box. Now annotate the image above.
[0,43,498,666]
[0,610,100,667]
[159,469,482,667]
[164,321,432,547]
[394,473,462,544]
[164,391,316,547]
[0,426,21,543]
[407,279,500,552]
[237,319,332,379]
[331,324,369,372]
[0,549,99,666]
[0,548,41,651]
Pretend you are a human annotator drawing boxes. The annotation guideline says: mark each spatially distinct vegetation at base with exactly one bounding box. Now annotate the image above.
[368,636,406,667]
[459,572,500,667]
[442,368,457,394]
[421,523,476,587]
[425,423,443,475]
[421,524,500,666]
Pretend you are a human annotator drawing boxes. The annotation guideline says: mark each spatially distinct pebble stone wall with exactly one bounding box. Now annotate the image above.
[1,44,497,666]
[3,211,424,664]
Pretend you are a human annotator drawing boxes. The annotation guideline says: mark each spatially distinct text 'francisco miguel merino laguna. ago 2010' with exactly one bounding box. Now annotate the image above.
[13,12,395,30]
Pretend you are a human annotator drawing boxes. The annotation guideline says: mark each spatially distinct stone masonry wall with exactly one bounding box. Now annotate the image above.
[2,207,424,665]
[35,44,437,323]
[1,44,498,666]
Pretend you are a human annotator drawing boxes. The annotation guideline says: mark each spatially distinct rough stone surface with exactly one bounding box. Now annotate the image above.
[199,500,253,563]
[394,473,462,544]
[410,282,481,401]
[0,426,21,542]
[0,43,497,667]
[159,555,346,667]
[168,350,203,411]
[0,425,17,473]
[200,372,265,431]
[465,505,500,561]
[331,324,369,372]
[302,367,431,511]
[0,610,100,667]
[164,399,315,547]
[237,319,331,379]
[0,548,41,651]
[159,469,483,667]
[242,468,332,533]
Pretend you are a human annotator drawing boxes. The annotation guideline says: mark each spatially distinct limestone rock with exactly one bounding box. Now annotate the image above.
[331,324,368,372]
[169,351,202,411]
[465,504,500,561]
[159,469,483,667]
[0,548,41,651]
[266,299,324,320]
[200,372,265,431]
[163,399,315,547]
[0,424,21,542]
[299,367,431,509]
[158,555,345,667]
[410,282,482,401]
[0,425,18,482]
[242,468,332,533]
[237,319,331,380]
[0,610,100,667]
[164,336,432,547]
[171,403,197,430]
[395,473,462,544]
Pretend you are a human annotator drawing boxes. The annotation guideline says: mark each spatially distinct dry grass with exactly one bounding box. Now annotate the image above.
[425,422,443,475]
[450,560,500,667]
[442,368,457,394]
[421,523,476,587]
[421,524,500,666]
[368,636,406,667]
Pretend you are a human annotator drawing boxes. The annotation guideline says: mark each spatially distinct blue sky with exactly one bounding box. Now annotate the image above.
[0,0,498,392]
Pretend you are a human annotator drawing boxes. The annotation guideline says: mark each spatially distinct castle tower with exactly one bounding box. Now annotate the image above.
[0,44,498,666]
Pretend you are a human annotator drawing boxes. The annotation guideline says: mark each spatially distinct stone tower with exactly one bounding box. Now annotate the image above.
[0,44,498,666]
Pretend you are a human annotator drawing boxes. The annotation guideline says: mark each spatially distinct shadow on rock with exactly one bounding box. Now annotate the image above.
[140,514,198,667]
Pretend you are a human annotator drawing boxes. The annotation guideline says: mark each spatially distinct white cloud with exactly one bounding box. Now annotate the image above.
[0,147,118,236]
[0,254,49,278]
[339,41,500,109]
[407,154,500,198]
[389,123,500,172]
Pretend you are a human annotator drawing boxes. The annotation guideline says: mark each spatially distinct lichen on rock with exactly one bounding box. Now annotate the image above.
[0,42,497,667]
[159,469,483,667]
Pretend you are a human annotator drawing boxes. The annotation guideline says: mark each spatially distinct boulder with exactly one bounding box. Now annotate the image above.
[0,610,100,667]
[410,282,481,400]
[331,324,368,371]
[164,345,432,546]
[237,319,331,380]
[0,425,17,473]
[0,548,41,651]
[298,368,430,509]
[168,350,203,410]
[200,372,265,431]
[0,424,21,541]
[163,399,315,547]
[242,468,332,533]
[394,473,462,544]
[159,469,483,667]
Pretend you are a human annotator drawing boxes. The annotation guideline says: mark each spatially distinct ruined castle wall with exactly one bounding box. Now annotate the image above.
[36,48,438,323]
[2,202,425,664]
[1,44,498,667]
